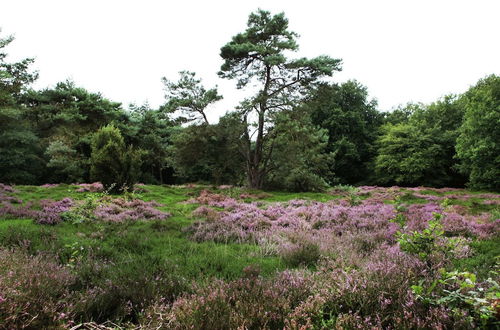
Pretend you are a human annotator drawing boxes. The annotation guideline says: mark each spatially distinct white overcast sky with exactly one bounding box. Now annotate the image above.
[1,0,499,122]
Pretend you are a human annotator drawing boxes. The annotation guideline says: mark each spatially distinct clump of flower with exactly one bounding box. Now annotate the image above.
[41,183,59,188]
[185,189,239,209]
[94,198,170,222]
[75,182,104,193]
[34,198,74,225]
[191,205,220,221]
[0,183,21,204]
[0,183,15,193]
[0,202,34,219]
[239,192,272,200]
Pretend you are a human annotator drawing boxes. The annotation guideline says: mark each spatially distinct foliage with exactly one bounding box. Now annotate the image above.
[304,81,383,184]
[90,125,142,193]
[456,74,500,190]
[0,31,38,107]
[0,32,42,184]
[397,213,450,261]
[45,139,87,182]
[128,104,174,184]
[169,113,245,185]
[376,97,466,187]
[0,107,43,184]
[411,269,500,327]
[21,80,127,183]
[265,110,332,191]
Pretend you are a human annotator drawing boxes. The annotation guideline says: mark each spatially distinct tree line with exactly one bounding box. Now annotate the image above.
[1,10,498,192]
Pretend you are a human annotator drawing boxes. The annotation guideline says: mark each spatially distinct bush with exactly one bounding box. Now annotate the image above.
[281,240,321,267]
[90,125,142,193]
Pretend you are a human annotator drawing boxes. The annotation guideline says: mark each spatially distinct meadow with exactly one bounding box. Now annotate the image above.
[0,183,499,329]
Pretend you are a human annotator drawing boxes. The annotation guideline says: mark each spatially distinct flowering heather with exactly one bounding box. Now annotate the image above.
[186,189,240,209]
[143,270,315,329]
[41,183,60,188]
[187,189,499,261]
[0,183,21,204]
[141,247,488,329]
[0,201,34,219]
[0,183,15,193]
[187,199,398,246]
[94,198,170,222]
[239,192,272,199]
[75,182,104,193]
[0,248,76,329]
[35,198,74,225]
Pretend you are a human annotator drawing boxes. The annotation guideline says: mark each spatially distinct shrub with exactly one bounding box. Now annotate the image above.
[90,125,142,193]
[280,240,321,267]
[93,198,170,222]
[411,269,500,327]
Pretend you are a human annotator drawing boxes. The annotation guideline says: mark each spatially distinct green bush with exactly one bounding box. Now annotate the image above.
[90,125,142,193]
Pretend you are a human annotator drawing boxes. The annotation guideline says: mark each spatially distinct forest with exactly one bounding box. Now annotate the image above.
[0,9,499,329]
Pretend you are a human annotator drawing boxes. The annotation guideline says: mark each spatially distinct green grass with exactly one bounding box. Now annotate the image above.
[0,184,288,282]
[453,236,500,279]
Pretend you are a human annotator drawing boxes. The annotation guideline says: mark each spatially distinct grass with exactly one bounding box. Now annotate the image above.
[0,184,292,281]
[453,236,500,278]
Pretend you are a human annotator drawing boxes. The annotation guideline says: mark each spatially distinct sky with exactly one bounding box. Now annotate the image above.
[1,0,499,122]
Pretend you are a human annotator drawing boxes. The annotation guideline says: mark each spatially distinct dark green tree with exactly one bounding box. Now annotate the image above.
[218,9,342,188]
[303,81,383,184]
[21,81,127,182]
[0,108,42,184]
[169,113,245,185]
[456,75,500,190]
[90,125,142,193]
[412,95,466,186]
[0,31,42,184]
[375,97,466,187]
[375,122,445,186]
[265,110,332,191]
[128,103,175,184]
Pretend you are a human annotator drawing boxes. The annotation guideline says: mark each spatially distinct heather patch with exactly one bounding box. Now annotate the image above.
[0,184,498,328]
[75,182,105,193]
[186,194,498,257]
[35,198,74,225]
[93,198,170,222]
[41,183,60,188]
[0,248,76,329]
